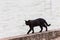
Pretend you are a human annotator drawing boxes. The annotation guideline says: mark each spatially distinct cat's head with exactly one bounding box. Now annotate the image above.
[25,20,30,25]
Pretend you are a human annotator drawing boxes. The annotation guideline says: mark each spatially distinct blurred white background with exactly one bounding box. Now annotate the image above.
[0,0,60,38]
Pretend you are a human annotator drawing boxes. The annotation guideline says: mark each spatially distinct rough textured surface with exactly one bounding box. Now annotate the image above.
[1,30,60,40]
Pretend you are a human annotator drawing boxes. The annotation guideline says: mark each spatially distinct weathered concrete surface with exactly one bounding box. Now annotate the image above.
[0,30,60,40]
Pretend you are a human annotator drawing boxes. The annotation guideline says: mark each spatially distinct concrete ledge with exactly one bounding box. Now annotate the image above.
[1,30,60,40]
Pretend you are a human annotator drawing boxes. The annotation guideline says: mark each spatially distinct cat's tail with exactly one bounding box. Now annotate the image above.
[44,20,51,26]
[47,24,51,26]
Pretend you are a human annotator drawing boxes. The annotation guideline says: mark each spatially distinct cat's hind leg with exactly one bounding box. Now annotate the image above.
[39,25,43,32]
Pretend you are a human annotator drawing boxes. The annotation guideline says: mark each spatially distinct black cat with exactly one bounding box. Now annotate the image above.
[25,18,51,34]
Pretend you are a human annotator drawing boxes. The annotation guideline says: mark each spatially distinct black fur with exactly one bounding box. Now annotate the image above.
[25,18,51,34]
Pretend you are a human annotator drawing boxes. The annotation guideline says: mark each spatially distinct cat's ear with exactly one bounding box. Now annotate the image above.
[28,20,30,22]
[24,20,26,21]
[24,20,27,22]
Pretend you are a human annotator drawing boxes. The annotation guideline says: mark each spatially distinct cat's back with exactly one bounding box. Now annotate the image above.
[35,18,45,21]
[29,18,45,23]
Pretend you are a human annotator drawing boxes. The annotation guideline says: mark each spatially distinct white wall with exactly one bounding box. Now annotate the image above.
[0,0,60,38]
[51,0,60,29]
